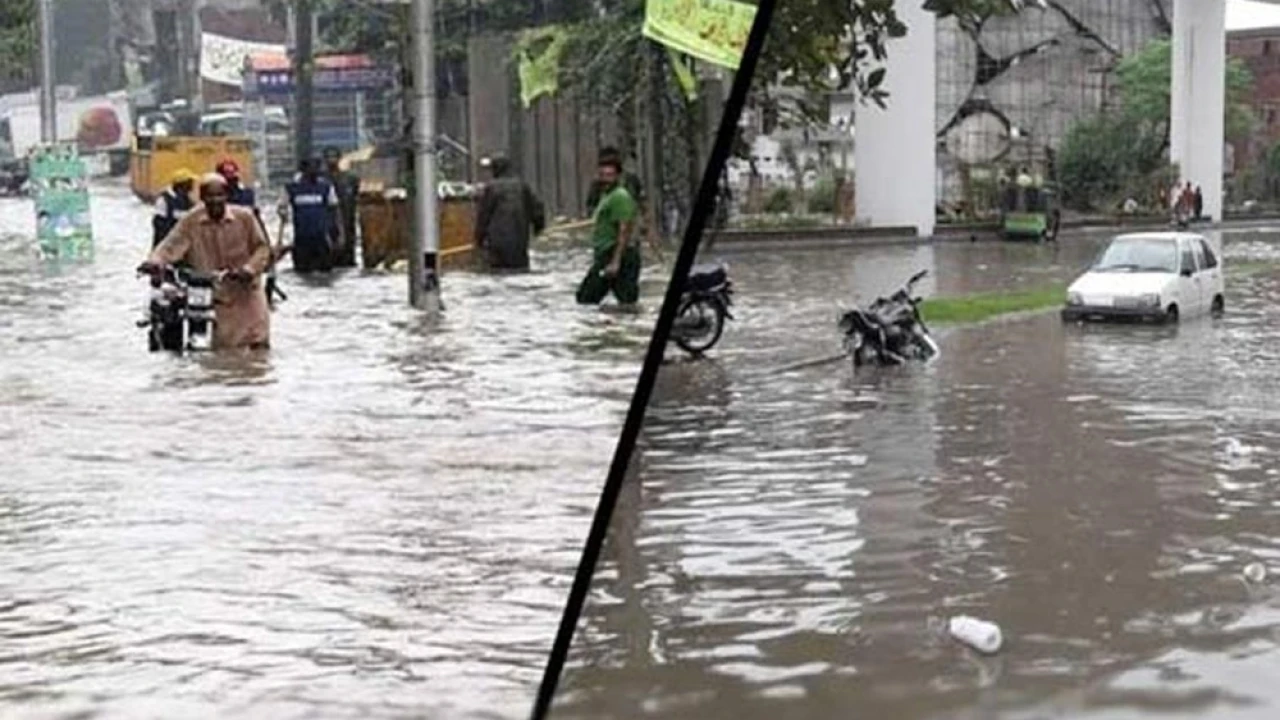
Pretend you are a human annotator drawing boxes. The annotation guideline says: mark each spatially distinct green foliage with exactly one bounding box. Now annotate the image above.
[807,177,836,214]
[1114,37,1255,142]
[1058,36,1256,210]
[763,186,794,214]
[0,1,35,91]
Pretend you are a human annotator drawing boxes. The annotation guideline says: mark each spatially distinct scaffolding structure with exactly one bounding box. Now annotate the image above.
[934,0,1166,215]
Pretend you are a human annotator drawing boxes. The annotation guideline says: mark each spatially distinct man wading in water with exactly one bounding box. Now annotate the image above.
[139,173,273,350]
[576,154,640,308]
[473,155,545,272]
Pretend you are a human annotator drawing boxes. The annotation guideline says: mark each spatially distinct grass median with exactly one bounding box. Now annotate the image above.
[920,284,1067,325]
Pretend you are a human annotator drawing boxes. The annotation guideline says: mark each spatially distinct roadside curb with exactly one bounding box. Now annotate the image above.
[701,213,1280,253]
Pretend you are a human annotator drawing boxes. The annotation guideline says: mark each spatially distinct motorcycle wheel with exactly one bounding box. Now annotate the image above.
[155,321,184,352]
[674,295,725,356]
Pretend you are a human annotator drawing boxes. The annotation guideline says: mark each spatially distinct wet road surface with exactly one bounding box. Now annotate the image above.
[0,184,663,720]
[554,228,1280,720]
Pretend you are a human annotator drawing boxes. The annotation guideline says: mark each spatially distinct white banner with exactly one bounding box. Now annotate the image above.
[200,32,286,87]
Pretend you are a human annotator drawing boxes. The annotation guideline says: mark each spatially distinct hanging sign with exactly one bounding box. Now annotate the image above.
[643,0,755,70]
[30,143,94,261]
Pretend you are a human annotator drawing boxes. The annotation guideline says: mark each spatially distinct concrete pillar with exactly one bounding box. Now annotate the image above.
[1170,0,1226,222]
[854,1,936,237]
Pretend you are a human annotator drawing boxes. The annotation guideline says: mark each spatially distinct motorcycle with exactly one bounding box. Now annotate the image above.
[136,264,223,354]
[838,269,941,368]
[671,261,734,356]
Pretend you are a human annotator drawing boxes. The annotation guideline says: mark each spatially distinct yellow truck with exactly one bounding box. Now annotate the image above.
[130,134,255,204]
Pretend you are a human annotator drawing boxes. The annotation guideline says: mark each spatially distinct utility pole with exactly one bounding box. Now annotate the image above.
[410,0,440,310]
[294,0,315,166]
[38,0,57,143]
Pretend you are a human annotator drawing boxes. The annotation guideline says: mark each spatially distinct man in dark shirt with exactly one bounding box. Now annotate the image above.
[474,155,546,272]
[151,168,195,248]
[322,146,361,267]
[278,159,341,274]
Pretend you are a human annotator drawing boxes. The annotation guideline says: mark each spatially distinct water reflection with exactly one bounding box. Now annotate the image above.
[555,230,1280,720]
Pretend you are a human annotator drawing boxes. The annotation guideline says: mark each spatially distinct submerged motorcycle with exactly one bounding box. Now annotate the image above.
[136,264,221,354]
[838,269,941,368]
[671,261,735,356]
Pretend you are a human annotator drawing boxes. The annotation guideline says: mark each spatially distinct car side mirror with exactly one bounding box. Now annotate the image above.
[1180,268,1193,277]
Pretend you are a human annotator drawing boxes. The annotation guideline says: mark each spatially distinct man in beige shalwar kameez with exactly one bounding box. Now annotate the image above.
[140,174,273,350]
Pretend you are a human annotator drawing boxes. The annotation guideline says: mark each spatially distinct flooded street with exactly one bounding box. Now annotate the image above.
[0,184,659,720]
[555,227,1280,720]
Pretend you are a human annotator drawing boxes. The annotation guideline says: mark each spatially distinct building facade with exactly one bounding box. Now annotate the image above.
[934,0,1168,209]
[1226,27,1280,175]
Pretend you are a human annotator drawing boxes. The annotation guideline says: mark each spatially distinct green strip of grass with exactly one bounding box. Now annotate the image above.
[920,284,1067,325]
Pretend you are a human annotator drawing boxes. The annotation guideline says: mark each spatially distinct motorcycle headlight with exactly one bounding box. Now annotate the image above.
[1067,291,1083,306]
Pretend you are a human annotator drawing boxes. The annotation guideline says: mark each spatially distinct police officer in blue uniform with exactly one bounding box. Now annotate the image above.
[278,158,341,274]
[151,168,196,248]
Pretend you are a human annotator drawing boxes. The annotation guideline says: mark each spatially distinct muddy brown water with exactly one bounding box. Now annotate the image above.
[0,184,666,720]
[553,227,1280,720]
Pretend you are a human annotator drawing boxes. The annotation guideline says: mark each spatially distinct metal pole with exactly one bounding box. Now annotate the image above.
[410,0,440,310]
[294,0,315,166]
[38,0,57,144]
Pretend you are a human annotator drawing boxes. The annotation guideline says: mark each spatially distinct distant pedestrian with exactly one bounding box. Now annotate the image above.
[278,159,340,274]
[473,155,545,272]
[1194,185,1204,221]
[576,154,640,308]
[322,146,361,268]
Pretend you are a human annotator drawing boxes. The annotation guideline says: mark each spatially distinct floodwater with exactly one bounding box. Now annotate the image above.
[554,227,1280,720]
[0,184,663,720]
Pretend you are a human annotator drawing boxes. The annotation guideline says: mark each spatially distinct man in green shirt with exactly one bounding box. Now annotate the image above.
[576,154,641,307]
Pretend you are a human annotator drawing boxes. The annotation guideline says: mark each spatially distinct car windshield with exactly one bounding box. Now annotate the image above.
[1092,238,1179,273]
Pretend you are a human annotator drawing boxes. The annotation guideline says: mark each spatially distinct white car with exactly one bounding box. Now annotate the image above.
[1061,231,1225,324]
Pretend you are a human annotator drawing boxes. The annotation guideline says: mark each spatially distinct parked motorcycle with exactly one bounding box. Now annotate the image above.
[136,264,221,354]
[838,269,941,368]
[672,261,734,356]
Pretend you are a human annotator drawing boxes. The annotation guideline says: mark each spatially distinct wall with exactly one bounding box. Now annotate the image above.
[934,0,1165,207]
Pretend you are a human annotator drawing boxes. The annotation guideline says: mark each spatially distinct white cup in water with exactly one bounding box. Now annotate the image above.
[948,615,1003,654]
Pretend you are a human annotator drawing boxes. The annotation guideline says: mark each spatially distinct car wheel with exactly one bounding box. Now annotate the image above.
[1211,295,1225,318]
[1164,304,1179,324]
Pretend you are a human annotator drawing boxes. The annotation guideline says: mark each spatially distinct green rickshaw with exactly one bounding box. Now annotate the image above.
[999,181,1061,242]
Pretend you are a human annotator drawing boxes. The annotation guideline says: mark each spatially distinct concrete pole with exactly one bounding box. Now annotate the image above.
[294,0,316,167]
[1169,0,1226,222]
[38,0,57,144]
[853,0,936,237]
[410,0,440,310]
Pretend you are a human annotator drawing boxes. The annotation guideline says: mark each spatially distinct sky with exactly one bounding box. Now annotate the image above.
[1229,0,1280,30]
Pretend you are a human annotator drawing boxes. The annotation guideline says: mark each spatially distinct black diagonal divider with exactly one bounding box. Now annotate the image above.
[529,1,780,717]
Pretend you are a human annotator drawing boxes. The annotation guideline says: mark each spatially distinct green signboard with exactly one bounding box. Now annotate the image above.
[643,0,755,70]
[30,144,93,261]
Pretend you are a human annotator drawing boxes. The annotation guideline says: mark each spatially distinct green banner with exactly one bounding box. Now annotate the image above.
[30,144,93,261]
[517,26,570,108]
[668,48,699,102]
[643,0,756,70]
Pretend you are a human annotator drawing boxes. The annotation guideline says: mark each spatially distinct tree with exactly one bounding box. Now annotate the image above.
[1114,37,1255,145]
[1057,36,1256,210]
[0,1,36,93]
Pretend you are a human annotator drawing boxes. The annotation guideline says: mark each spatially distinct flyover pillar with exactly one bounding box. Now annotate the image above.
[854,1,937,237]
[1170,0,1226,222]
